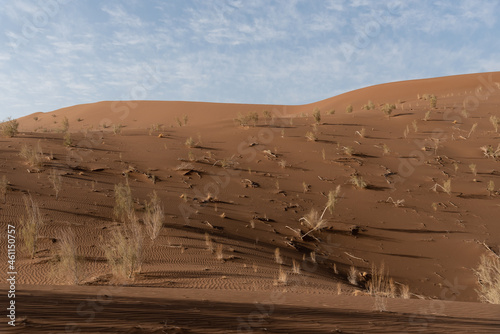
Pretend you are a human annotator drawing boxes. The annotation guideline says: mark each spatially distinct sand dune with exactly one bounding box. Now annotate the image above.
[1,72,500,332]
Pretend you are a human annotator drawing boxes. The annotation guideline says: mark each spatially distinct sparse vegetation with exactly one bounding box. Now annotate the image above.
[19,195,44,259]
[327,109,335,115]
[490,115,499,132]
[114,182,134,223]
[61,116,70,132]
[474,254,500,304]
[19,142,44,169]
[348,266,358,285]
[343,146,354,156]
[1,118,19,137]
[468,123,478,138]
[305,131,317,142]
[0,175,9,203]
[423,110,431,121]
[113,123,123,135]
[346,104,353,114]
[469,163,477,176]
[274,248,283,264]
[63,132,73,147]
[487,180,495,196]
[312,108,321,124]
[143,191,164,241]
[349,174,367,189]
[431,179,452,195]
[382,144,391,155]
[381,103,395,117]
[55,228,82,284]
[235,112,259,127]
[185,137,195,148]
[429,95,437,108]
[481,144,500,159]
[48,169,62,200]
[362,100,375,110]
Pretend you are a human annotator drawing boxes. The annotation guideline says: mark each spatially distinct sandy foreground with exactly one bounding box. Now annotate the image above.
[1,72,500,332]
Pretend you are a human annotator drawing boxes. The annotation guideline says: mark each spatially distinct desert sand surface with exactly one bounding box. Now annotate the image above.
[1,72,500,333]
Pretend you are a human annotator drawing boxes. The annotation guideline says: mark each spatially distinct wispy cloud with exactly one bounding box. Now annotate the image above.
[0,0,499,119]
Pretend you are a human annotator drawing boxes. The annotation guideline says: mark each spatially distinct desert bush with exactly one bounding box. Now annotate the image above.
[63,132,73,147]
[346,105,353,114]
[300,208,326,231]
[469,164,477,176]
[343,146,354,156]
[487,180,495,196]
[1,118,19,137]
[61,116,69,132]
[312,108,321,124]
[423,110,431,121]
[481,144,500,159]
[327,109,335,115]
[234,112,259,127]
[48,169,62,200]
[490,115,499,132]
[114,182,134,223]
[474,254,500,304]
[381,103,396,117]
[19,195,44,259]
[19,142,43,168]
[274,247,283,264]
[468,123,478,138]
[362,100,375,110]
[348,266,358,285]
[102,221,144,281]
[113,123,123,135]
[429,95,437,108]
[431,179,452,195]
[382,144,391,155]
[0,175,9,203]
[349,174,367,189]
[185,137,195,148]
[305,131,317,142]
[143,191,164,241]
[55,228,83,284]
[367,263,391,297]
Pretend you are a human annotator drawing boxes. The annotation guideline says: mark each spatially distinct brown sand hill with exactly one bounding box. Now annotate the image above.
[1,72,500,332]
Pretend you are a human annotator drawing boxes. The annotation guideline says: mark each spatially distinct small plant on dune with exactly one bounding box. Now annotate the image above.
[468,123,478,138]
[185,136,196,148]
[61,116,69,133]
[487,180,496,196]
[362,100,375,110]
[348,266,358,285]
[461,108,469,119]
[292,259,301,274]
[277,266,288,285]
[278,159,287,169]
[400,284,411,299]
[343,146,354,156]
[367,262,392,297]
[0,175,9,203]
[102,221,144,281]
[346,104,353,114]
[1,118,19,137]
[431,179,452,195]
[274,247,283,264]
[55,228,83,285]
[327,109,335,115]
[302,181,310,193]
[382,144,391,155]
[474,254,500,304]
[300,208,326,233]
[481,144,500,159]
[215,243,224,261]
[113,123,123,135]
[176,117,183,127]
[305,131,317,142]
[63,132,73,147]
[423,110,431,121]
[412,120,418,133]
[382,103,395,117]
[490,115,499,133]
[19,142,44,169]
[312,108,321,124]
[355,127,366,138]
[263,110,272,122]
[114,182,134,223]
[183,115,189,126]
[48,169,62,200]
[205,233,214,253]
[429,95,437,108]
[349,174,367,189]
[143,191,164,241]
[19,195,44,259]
[469,163,477,176]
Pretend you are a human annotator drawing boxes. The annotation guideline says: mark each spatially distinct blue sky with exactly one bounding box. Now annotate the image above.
[1,0,499,119]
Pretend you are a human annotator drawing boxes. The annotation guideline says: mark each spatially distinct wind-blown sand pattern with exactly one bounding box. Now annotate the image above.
[1,72,500,333]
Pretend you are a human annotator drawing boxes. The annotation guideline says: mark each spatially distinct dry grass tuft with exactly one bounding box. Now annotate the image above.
[55,228,83,285]
[19,142,44,169]
[19,195,44,259]
[48,169,62,200]
[349,174,367,189]
[305,131,317,142]
[474,254,500,304]
[144,191,164,241]
[274,247,283,264]
[114,182,134,223]
[1,118,19,137]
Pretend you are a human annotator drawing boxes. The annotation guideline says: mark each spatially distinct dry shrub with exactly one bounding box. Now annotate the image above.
[474,254,500,304]
[55,228,83,284]
[114,182,134,223]
[48,169,62,200]
[19,195,44,259]
[19,142,44,168]
[144,191,164,241]
[1,118,19,137]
